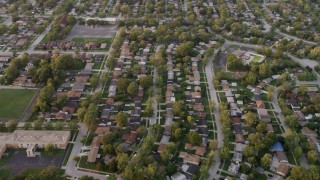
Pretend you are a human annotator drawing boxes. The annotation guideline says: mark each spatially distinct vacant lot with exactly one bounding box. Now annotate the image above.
[66,24,117,40]
[0,89,37,120]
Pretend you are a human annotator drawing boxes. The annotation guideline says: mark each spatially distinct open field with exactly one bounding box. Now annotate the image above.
[0,89,37,120]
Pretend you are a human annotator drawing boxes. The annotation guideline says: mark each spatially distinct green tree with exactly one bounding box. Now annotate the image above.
[7,119,18,132]
[115,112,128,128]
[209,140,218,150]
[127,81,138,96]
[245,72,257,85]
[187,131,201,145]
[117,78,129,93]
[45,143,54,152]
[117,153,129,170]
[176,41,194,57]
[173,101,182,116]
[226,54,244,71]
[244,111,256,126]
[261,153,271,169]
[83,104,97,132]
[285,115,299,129]
[139,75,153,89]
[219,146,231,160]
[144,98,154,117]
[89,75,99,89]
[33,119,43,130]
[307,150,318,164]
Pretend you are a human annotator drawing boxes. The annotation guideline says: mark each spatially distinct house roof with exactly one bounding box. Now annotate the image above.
[157,144,167,153]
[235,134,244,143]
[122,133,138,144]
[271,142,284,152]
[266,124,274,133]
[257,108,271,122]
[276,151,288,163]
[94,127,110,135]
[185,143,192,150]
[233,124,243,134]
[195,146,206,156]
[232,117,241,124]
[256,100,265,109]
[171,172,187,180]
[276,163,289,176]
[232,152,243,163]
[301,127,318,136]
[180,152,201,165]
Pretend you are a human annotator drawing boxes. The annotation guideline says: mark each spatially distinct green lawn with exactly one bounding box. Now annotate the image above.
[0,89,37,120]
[0,168,11,179]
[0,150,14,167]
[72,37,113,44]
[40,34,49,43]
[250,54,263,63]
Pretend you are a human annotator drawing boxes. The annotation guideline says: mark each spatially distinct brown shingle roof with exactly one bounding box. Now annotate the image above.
[195,146,206,156]
[122,133,138,144]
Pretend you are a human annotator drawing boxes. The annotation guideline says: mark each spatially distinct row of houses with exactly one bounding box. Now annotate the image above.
[37,41,109,50]
[87,39,152,163]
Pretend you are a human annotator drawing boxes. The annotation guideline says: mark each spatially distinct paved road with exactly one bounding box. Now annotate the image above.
[261,19,271,33]
[272,86,289,131]
[206,50,224,180]
[150,45,163,125]
[17,50,109,55]
[275,29,318,45]
[2,16,12,26]
[27,22,54,51]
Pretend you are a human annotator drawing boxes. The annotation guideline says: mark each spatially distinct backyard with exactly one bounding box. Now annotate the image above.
[0,89,37,120]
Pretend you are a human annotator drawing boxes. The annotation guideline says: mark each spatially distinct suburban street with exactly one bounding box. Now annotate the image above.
[271,86,289,131]
[205,50,224,180]
[27,22,54,51]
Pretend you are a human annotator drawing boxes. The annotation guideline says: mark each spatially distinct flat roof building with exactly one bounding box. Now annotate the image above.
[0,130,70,158]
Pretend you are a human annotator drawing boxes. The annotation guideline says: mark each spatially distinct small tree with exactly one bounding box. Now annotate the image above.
[73,156,80,162]
[45,143,54,152]
[261,153,271,169]
[7,119,18,132]
[187,131,201,145]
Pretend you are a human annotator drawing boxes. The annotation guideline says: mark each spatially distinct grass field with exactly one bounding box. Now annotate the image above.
[72,37,112,44]
[0,89,37,120]
[0,168,11,179]
[250,54,263,63]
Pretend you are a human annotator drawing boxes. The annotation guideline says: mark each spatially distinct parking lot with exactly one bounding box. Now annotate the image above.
[2,150,63,176]
[66,24,117,40]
